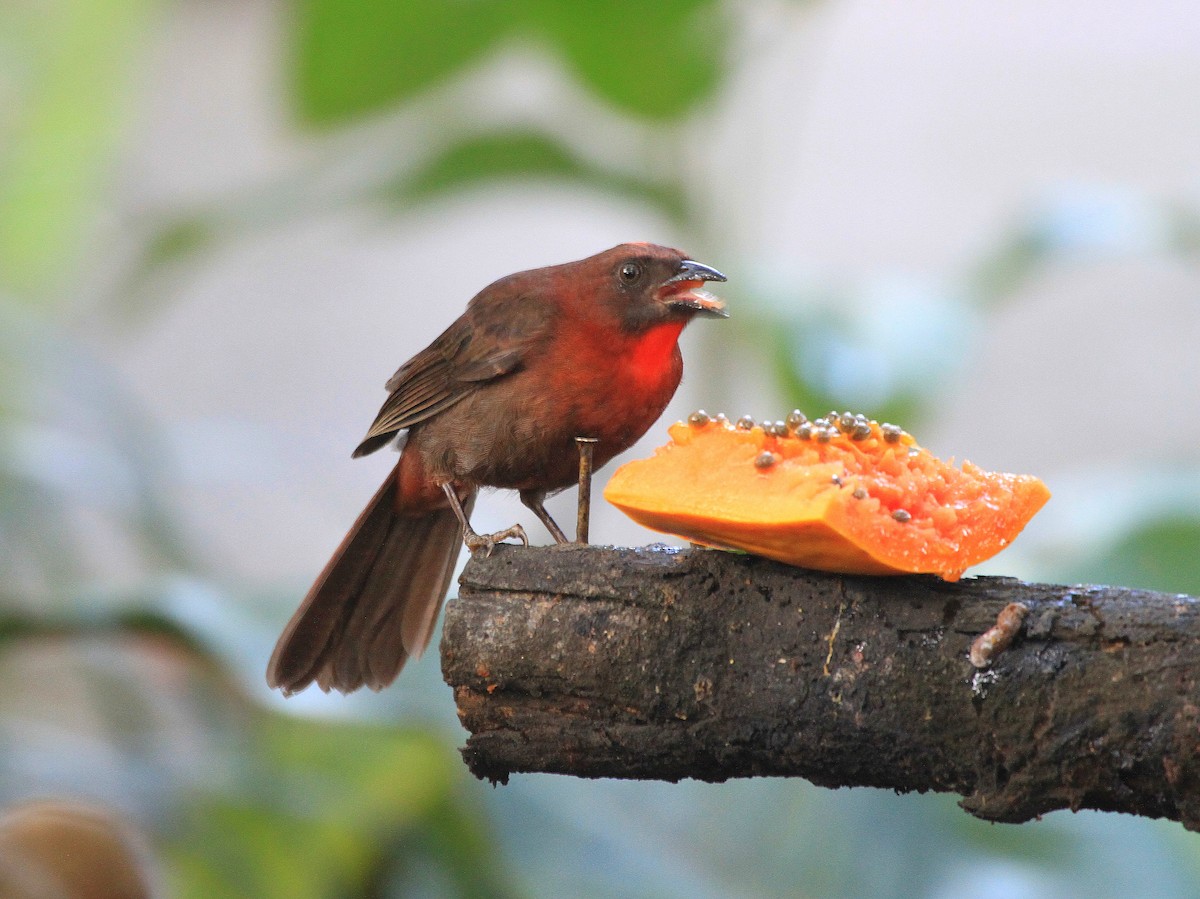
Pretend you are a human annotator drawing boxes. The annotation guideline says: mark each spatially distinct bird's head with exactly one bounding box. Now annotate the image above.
[584,243,728,331]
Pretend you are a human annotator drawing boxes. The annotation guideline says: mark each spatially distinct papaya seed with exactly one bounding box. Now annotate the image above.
[754,451,779,469]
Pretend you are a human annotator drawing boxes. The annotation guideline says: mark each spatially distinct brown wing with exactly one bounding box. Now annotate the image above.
[352,290,554,457]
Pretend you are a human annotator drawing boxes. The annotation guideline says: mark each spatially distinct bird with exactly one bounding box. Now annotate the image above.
[267,242,727,695]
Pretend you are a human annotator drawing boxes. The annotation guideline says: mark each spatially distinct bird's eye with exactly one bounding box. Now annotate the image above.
[619,262,642,282]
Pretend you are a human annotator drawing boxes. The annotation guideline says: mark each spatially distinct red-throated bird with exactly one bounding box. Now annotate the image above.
[267,243,727,695]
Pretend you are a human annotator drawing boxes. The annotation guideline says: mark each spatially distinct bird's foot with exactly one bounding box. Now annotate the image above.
[463,523,529,557]
[518,489,571,545]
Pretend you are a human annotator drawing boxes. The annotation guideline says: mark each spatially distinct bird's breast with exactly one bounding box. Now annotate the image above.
[624,321,687,390]
[560,319,685,417]
[557,319,685,453]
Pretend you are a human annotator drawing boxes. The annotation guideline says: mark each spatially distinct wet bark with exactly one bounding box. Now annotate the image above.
[441,544,1200,830]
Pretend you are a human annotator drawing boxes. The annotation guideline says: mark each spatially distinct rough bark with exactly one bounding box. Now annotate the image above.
[440,544,1200,830]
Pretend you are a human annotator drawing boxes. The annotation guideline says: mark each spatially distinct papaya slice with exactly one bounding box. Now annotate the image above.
[604,411,1050,581]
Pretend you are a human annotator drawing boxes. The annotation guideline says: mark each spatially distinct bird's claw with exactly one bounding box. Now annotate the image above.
[464,523,529,557]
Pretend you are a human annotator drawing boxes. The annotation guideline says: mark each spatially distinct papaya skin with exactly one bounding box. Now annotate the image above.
[604,413,1050,581]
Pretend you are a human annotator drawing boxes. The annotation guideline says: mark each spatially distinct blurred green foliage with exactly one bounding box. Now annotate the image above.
[389,128,686,222]
[1072,516,1200,598]
[0,0,158,299]
[2,0,1200,897]
[170,716,512,899]
[290,0,723,125]
[292,0,508,124]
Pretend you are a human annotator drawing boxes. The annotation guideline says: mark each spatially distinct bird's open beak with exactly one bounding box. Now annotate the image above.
[658,260,729,318]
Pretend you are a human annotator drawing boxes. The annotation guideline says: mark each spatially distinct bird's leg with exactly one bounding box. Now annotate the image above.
[441,483,527,556]
[519,489,571,545]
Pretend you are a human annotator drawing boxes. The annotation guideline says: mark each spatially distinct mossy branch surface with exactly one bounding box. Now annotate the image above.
[441,544,1200,830]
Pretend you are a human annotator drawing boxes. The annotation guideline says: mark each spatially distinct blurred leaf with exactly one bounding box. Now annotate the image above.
[288,0,724,127]
[0,607,213,661]
[1072,515,1200,596]
[0,0,158,299]
[390,129,685,221]
[261,715,454,827]
[527,0,724,119]
[290,0,510,126]
[105,215,222,325]
[168,715,513,899]
[140,216,220,268]
[967,230,1051,306]
[389,793,520,899]
[170,799,368,899]
[1168,203,1200,257]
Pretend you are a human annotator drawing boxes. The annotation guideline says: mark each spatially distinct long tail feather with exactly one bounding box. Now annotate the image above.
[266,465,470,695]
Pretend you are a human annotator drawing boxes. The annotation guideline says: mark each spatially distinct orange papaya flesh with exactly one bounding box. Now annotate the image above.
[604,412,1050,581]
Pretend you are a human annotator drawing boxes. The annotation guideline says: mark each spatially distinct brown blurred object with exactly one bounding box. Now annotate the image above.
[0,801,156,899]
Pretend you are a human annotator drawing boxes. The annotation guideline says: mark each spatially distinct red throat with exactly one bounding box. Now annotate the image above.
[627,321,686,383]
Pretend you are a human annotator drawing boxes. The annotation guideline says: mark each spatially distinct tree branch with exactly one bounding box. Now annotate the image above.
[440,544,1200,830]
